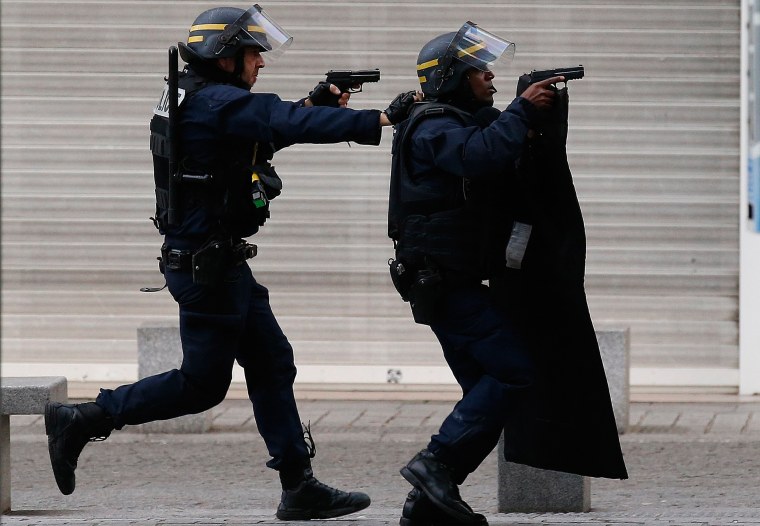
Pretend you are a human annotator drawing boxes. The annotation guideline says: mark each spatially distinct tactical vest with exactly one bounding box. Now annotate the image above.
[149,70,281,238]
[388,103,487,275]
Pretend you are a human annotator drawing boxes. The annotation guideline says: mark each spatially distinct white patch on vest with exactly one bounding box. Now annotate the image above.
[153,83,186,118]
[505,221,532,269]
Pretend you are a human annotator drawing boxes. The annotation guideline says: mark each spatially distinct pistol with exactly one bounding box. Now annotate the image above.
[324,68,380,94]
[517,65,584,96]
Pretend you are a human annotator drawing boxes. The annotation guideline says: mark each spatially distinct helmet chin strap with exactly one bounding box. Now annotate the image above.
[233,51,247,84]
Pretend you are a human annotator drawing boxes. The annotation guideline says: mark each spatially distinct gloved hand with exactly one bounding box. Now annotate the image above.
[384,90,419,125]
[308,81,342,107]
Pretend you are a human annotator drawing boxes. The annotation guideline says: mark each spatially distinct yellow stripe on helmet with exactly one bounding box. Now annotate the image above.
[417,58,439,71]
[188,35,204,43]
[418,75,427,83]
[190,23,227,32]
[190,23,266,34]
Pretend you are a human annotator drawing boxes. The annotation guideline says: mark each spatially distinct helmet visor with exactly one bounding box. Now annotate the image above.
[447,22,514,71]
[214,4,293,59]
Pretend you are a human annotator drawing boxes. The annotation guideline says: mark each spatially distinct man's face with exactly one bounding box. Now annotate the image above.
[240,47,265,88]
[466,68,497,106]
[217,47,265,89]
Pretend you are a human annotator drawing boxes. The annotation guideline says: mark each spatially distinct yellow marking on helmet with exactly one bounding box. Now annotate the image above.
[188,36,204,43]
[190,23,227,32]
[247,25,266,33]
[418,76,427,83]
[457,42,486,58]
[417,58,439,71]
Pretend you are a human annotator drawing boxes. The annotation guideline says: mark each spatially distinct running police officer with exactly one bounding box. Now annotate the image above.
[388,22,628,525]
[44,5,414,520]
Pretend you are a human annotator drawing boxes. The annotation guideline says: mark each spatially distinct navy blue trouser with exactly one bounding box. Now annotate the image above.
[97,262,309,471]
[426,282,536,482]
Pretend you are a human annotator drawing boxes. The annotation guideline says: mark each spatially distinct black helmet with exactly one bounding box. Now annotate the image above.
[178,4,292,64]
[416,21,515,99]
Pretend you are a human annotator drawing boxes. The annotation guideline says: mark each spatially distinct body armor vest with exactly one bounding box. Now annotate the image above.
[388,103,485,275]
[149,69,282,238]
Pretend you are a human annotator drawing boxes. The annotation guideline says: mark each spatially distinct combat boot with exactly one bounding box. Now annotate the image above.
[276,467,371,520]
[400,487,488,526]
[45,401,114,495]
[401,449,482,525]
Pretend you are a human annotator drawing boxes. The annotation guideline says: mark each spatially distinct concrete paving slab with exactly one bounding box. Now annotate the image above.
[4,398,760,525]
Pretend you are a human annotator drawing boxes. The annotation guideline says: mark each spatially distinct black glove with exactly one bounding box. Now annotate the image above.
[308,81,341,107]
[384,90,417,125]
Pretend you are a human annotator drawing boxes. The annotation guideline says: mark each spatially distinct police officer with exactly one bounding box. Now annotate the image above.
[388,22,627,525]
[44,5,413,520]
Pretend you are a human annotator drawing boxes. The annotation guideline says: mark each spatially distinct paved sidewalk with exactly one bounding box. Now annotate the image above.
[4,397,760,525]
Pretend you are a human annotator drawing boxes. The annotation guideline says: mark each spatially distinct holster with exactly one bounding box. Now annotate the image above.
[408,266,443,326]
[191,241,232,286]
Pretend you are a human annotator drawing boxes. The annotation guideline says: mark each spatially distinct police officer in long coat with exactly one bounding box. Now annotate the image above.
[43,4,413,520]
[388,22,628,525]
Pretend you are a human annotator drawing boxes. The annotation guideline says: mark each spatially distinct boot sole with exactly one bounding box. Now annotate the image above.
[400,467,477,525]
[276,500,370,520]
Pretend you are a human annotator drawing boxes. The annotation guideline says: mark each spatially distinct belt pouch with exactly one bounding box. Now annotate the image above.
[191,241,230,286]
[409,267,443,325]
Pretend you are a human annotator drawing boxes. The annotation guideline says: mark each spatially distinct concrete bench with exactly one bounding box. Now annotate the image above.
[0,376,68,514]
[137,322,212,433]
[497,328,630,513]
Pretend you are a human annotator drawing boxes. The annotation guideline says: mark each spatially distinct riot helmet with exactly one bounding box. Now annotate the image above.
[416,21,514,99]
[178,4,293,65]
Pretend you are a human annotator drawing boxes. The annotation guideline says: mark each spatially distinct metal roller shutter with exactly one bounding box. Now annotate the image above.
[1,0,740,394]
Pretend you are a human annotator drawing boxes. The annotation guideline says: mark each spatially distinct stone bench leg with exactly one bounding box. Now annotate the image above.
[496,329,629,512]
[1,414,11,513]
[138,323,212,433]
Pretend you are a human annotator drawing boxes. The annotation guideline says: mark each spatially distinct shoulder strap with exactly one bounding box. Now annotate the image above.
[400,102,472,145]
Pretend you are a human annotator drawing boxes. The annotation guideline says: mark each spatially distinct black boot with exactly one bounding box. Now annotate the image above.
[400,488,488,526]
[44,402,114,495]
[276,467,371,520]
[400,449,482,525]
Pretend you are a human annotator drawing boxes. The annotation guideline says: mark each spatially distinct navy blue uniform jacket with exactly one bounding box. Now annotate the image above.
[168,82,381,246]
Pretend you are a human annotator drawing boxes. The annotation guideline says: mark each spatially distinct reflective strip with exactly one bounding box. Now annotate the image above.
[505,221,532,270]
[418,75,427,83]
[187,35,203,43]
[189,23,265,33]
[457,42,486,58]
[191,23,227,31]
[417,58,438,71]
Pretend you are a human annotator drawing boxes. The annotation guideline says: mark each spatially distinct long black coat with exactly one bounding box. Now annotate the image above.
[392,92,627,480]
[491,88,628,479]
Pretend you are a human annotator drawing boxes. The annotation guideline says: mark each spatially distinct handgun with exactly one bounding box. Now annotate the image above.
[324,69,380,94]
[517,65,584,96]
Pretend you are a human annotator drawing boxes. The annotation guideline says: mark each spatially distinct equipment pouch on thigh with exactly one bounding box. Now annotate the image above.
[192,240,231,286]
[409,267,443,325]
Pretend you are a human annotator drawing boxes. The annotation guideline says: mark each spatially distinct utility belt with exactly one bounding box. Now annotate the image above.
[160,238,257,286]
